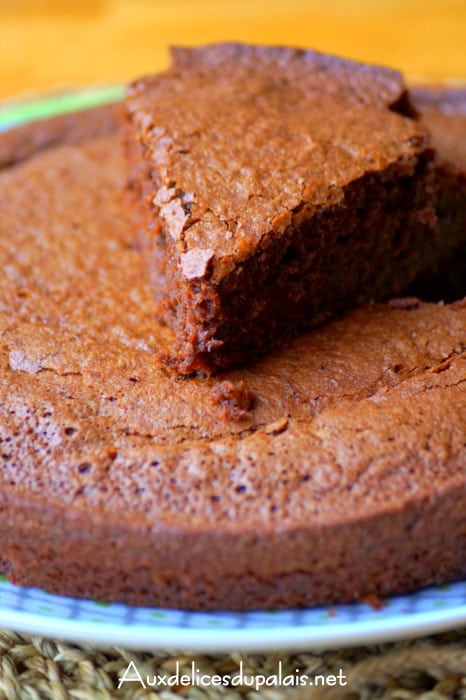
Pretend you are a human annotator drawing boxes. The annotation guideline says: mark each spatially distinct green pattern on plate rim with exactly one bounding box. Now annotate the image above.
[0,576,465,650]
[0,84,124,131]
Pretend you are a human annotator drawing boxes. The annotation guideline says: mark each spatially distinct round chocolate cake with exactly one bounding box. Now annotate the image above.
[0,89,465,610]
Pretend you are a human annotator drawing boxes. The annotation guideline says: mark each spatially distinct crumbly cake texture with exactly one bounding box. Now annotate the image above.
[0,91,465,610]
[124,44,465,373]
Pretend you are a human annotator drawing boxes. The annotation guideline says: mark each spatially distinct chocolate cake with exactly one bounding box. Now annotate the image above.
[0,87,465,610]
[124,44,465,373]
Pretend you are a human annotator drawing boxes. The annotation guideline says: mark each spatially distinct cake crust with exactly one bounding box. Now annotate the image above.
[0,92,465,609]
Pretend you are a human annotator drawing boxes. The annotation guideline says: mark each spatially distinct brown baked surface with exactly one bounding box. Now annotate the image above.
[0,89,465,611]
[125,44,465,373]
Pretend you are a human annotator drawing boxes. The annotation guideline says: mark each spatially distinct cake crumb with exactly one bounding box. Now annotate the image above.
[211,380,254,421]
[264,417,289,435]
[180,247,214,280]
[388,297,421,310]
[361,593,385,610]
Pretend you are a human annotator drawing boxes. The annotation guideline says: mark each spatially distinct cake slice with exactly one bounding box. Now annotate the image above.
[124,43,465,373]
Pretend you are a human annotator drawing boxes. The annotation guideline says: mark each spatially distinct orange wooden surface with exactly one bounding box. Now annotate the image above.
[0,0,465,100]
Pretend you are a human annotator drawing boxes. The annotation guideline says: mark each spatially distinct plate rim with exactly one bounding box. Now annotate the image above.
[1,601,466,652]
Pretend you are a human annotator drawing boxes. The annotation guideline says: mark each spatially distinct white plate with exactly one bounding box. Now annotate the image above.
[1,576,465,651]
[1,91,465,653]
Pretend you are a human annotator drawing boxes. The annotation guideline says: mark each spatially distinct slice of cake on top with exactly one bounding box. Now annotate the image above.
[124,43,464,373]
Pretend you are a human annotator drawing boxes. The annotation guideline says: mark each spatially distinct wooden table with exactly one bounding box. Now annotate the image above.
[1,0,465,101]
